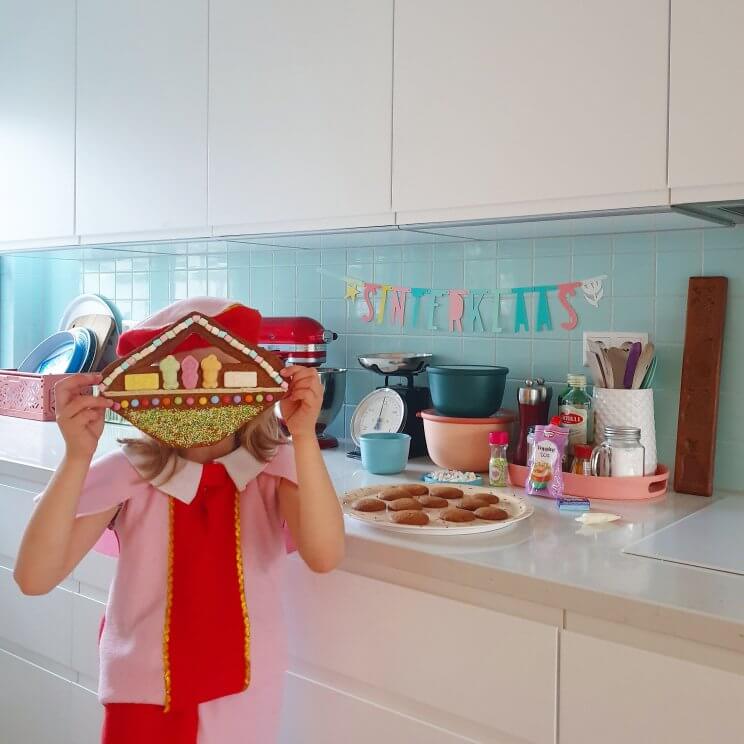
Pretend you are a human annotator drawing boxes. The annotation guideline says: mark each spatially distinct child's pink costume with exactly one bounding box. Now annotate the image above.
[78,442,296,743]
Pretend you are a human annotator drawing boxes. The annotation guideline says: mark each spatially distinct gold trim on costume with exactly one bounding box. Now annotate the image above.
[234,491,251,688]
[162,496,175,711]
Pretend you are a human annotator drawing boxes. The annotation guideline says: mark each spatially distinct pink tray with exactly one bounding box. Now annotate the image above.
[508,463,669,500]
[0,371,72,421]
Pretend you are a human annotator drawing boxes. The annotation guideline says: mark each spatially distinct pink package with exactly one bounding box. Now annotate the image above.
[526,422,569,499]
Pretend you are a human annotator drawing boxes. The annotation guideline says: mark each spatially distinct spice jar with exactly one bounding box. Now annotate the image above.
[488,431,510,487]
[590,425,645,477]
[570,444,594,476]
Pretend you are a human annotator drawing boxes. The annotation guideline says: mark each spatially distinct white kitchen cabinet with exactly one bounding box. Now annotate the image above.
[669,0,744,204]
[284,560,558,744]
[71,592,106,680]
[0,649,101,744]
[76,0,209,239]
[0,567,75,668]
[0,483,36,565]
[0,0,75,245]
[560,630,744,744]
[280,673,476,744]
[393,0,670,223]
[209,0,394,233]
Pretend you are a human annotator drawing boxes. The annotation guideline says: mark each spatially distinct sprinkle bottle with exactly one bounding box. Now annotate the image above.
[488,431,510,487]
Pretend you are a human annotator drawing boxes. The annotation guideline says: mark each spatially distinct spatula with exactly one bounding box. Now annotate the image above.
[623,341,642,389]
[587,350,607,388]
[631,342,655,389]
[640,355,657,389]
[606,347,629,390]
[588,340,612,389]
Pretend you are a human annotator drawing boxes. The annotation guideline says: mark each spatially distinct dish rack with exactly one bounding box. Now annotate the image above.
[508,463,669,500]
[0,371,71,421]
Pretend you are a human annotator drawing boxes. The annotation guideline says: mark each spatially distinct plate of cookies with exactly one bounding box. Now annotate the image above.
[342,483,533,535]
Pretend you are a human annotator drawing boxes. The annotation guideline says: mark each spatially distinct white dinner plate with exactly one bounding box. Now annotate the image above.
[342,485,534,536]
[58,293,121,332]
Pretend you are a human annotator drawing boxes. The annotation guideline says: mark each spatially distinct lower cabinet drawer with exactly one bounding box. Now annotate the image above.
[0,565,74,667]
[560,630,744,744]
[284,561,558,744]
[280,671,476,744]
[0,483,37,565]
[72,550,115,595]
[0,648,102,744]
[71,592,105,680]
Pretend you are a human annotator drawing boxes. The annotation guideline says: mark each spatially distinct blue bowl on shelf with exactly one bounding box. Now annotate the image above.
[359,432,411,475]
[18,330,91,375]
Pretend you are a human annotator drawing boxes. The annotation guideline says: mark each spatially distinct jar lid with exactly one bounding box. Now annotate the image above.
[574,444,594,458]
[603,425,641,440]
[567,373,587,387]
[489,431,509,445]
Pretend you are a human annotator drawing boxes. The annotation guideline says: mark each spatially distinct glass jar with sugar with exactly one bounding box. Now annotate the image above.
[590,425,645,477]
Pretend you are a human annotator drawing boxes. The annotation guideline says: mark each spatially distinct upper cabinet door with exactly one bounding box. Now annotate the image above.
[393,0,669,223]
[0,1,75,245]
[209,0,394,232]
[669,1,744,203]
[76,0,208,238]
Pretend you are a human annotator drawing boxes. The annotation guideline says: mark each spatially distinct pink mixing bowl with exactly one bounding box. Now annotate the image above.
[418,408,516,472]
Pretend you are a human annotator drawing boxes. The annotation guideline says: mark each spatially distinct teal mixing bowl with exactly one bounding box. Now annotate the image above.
[427,365,509,418]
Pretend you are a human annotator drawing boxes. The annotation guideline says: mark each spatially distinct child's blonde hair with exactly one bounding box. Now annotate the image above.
[119,408,285,481]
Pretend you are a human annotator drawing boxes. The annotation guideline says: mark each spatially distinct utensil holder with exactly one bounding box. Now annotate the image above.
[592,387,657,475]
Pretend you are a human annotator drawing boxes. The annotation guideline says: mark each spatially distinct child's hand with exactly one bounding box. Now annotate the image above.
[279,366,323,441]
[55,374,113,462]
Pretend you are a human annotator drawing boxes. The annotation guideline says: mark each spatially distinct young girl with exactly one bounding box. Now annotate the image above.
[13,298,345,744]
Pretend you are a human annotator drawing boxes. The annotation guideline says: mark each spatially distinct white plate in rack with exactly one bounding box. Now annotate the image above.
[342,485,533,535]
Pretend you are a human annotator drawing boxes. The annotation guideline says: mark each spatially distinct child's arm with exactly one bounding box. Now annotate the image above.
[14,374,115,595]
[278,366,345,574]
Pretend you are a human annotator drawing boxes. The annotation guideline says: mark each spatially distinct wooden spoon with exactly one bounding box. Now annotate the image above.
[587,350,607,388]
[606,347,629,390]
[588,340,612,389]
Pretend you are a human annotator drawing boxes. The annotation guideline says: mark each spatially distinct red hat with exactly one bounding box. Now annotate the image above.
[116,297,262,357]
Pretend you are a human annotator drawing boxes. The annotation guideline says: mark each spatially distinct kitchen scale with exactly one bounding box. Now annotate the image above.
[348,353,432,459]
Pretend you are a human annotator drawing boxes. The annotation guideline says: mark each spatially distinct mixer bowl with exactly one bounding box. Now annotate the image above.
[357,353,432,375]
[276,367,346,447]
[316,367,347,432]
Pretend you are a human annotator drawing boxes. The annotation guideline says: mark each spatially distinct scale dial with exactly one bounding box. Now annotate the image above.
[350,387,407,445]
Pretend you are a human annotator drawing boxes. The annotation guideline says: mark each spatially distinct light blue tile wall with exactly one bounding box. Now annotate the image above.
[2,226,744,490]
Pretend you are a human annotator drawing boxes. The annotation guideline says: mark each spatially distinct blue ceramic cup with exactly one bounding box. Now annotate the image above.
[359,432,411,475]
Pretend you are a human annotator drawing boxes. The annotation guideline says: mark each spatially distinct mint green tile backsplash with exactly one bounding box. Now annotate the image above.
[2,226,744,491]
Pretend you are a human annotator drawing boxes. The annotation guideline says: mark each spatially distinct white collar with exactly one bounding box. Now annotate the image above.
[122,442,267,505]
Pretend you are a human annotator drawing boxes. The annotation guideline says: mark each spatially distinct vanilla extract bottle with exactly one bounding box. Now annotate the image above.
[558,374,593,460]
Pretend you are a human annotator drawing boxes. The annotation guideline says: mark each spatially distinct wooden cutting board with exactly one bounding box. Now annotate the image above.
[70,314,115,372]
[674,277,728,496]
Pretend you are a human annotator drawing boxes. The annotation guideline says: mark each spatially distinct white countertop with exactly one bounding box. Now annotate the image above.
[3,416,744,654]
